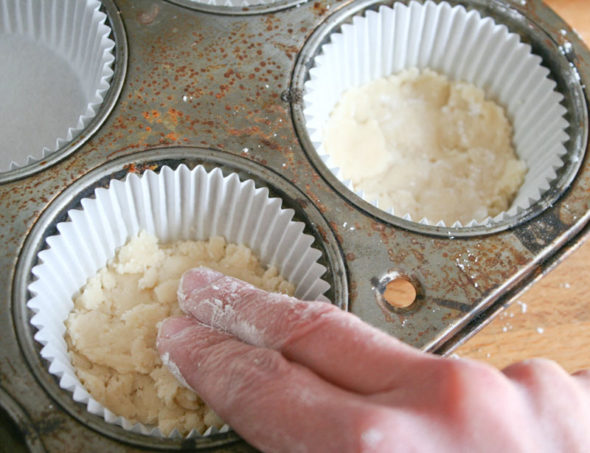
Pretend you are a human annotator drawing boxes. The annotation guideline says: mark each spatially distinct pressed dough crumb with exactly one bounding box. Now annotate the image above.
[66,231,294,435]
[323,68,527,225]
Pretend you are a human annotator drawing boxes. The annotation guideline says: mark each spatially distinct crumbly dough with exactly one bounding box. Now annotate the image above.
[66,231,294,435]
[323,68,527,224]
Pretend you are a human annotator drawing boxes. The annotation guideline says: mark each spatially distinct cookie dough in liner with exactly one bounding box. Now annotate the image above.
[26,164,330,438]
[303,0,569,227]
[0,0,115,172]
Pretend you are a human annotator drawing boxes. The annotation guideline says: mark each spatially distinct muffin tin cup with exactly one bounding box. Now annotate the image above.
[23,149,339,440]
[297,0,581,231]
[0,0,117,179]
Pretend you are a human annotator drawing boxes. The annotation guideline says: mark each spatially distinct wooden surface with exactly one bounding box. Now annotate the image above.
[456,0,590,374]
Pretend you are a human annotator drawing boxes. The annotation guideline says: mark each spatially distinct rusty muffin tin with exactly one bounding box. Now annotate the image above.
[1,0,589,451]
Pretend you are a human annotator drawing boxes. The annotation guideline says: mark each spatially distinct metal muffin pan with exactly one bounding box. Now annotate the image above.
[1,0,589,451]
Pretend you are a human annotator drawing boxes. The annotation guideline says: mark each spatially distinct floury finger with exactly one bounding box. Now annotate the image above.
[177,267,431,394]
[156,316,395,453]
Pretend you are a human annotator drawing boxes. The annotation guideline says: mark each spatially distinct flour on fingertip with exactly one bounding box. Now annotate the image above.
[160,351,193,391]
[362,428,385,449]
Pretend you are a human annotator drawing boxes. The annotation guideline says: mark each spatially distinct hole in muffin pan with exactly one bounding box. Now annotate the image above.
[373,271,423,313]
[383,277,417,309]
[0,0,128,184]
[291,0,588,237]
[12,147,348,449]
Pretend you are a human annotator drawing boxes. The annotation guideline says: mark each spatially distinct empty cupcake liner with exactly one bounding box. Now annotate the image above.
[0,0,115,173]
[303,0,569,228]
[26,164,330,437]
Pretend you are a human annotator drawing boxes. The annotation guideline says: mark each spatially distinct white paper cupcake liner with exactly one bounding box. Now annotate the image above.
[0,0,115,172]
[26,164,330,438]
[303,0,569,228]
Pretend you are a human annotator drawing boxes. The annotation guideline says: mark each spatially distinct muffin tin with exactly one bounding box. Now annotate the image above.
[2,0,589,451]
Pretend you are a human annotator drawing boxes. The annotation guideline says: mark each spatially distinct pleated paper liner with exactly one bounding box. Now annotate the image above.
[26,164,330,438]
[303,0,569,228]
[0,0,115,173]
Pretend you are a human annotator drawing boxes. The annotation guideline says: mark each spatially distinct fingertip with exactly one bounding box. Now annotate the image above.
[156,316,196,351]
[178,266,225,307]
[156,317,203,392]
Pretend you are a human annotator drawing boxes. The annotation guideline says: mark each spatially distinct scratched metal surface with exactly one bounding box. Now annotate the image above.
[1,0,589,451]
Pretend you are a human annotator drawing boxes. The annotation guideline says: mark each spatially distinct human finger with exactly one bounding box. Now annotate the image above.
[157,316,397,453]
[503,359,590,451]
[177,267,429,394]
[573,369,590,391]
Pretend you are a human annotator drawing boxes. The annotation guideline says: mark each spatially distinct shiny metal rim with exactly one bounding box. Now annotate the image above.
[164,0,309,16]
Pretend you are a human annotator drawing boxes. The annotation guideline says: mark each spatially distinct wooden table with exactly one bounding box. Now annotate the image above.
[455,0,590,374]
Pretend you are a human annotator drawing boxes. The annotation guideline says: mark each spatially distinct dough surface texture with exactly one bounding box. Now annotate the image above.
[66,231,294,435]
[323,68,527,224]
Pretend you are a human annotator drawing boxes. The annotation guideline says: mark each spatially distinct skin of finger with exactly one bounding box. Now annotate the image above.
[370,357,543,452]
[573,369,590,391]
[502,359,590,452]
[157,316,401,453]
[177,267,427,394]
[175,269,590,451]
[158,317,559,453]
